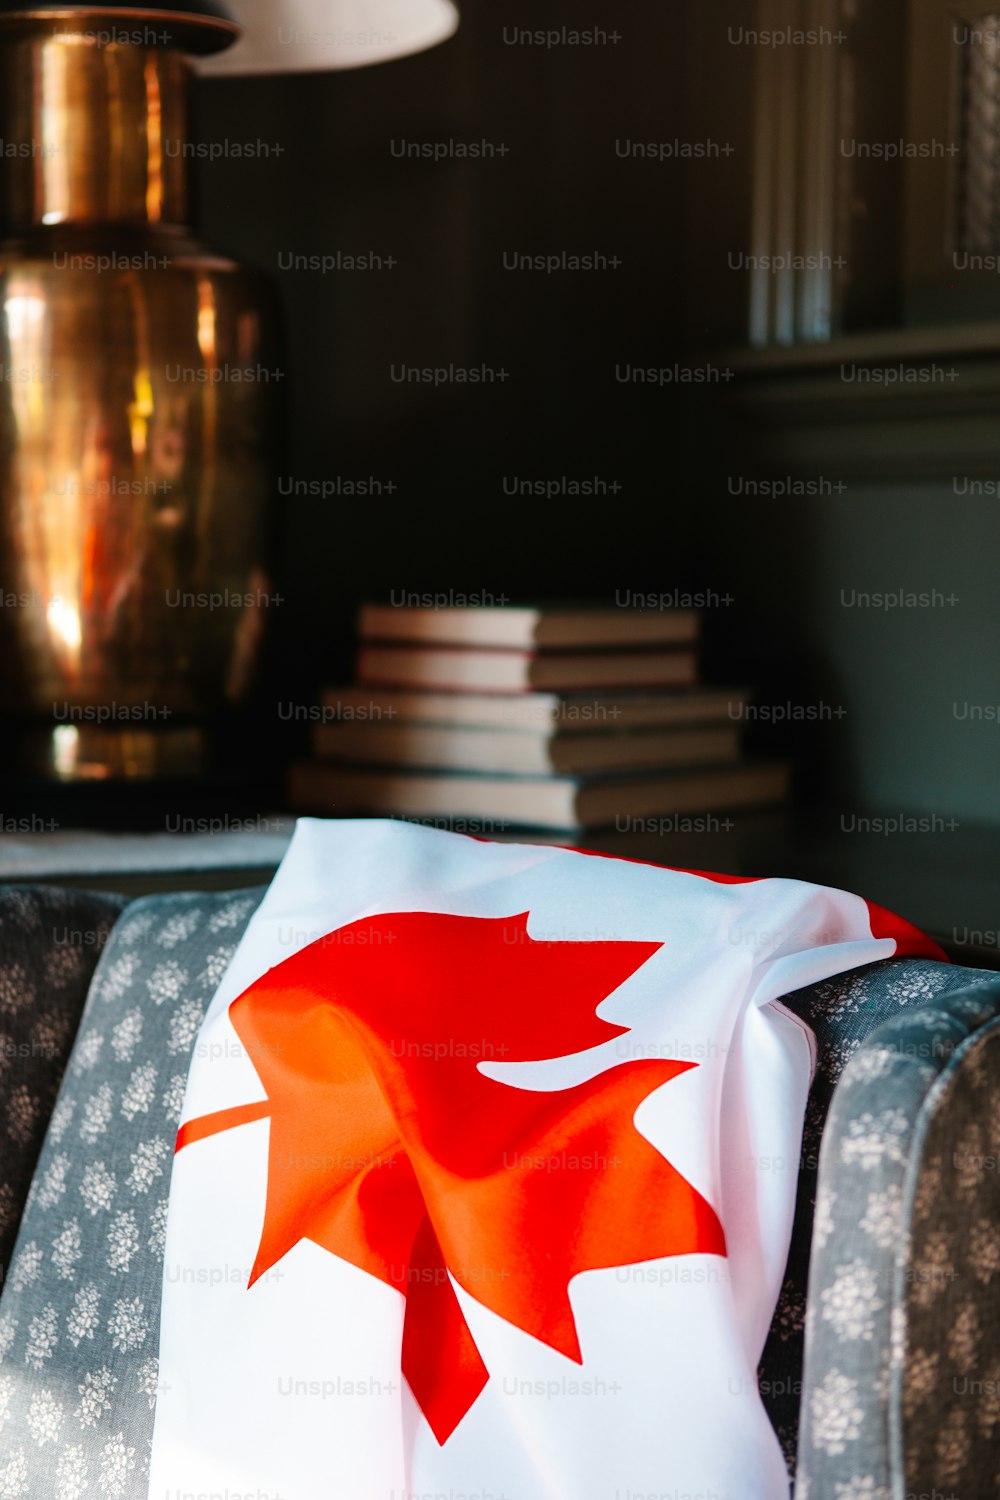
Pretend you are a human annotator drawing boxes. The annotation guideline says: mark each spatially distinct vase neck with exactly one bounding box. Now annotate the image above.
[1,27,196,231]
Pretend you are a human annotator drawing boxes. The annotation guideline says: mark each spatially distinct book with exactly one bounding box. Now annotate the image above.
[312,721,742,776]
[288,762,791,832]
[356,645,698,694]
[322,686,749,732]
[359,603,699,650]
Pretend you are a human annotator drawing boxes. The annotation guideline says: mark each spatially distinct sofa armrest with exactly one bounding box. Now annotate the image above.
[794,978,1000,1498]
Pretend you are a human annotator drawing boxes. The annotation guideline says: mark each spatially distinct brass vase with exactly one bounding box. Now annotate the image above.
[0,3,279,781]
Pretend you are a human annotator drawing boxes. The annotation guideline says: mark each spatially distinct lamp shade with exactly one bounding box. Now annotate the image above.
[196,0,459,75]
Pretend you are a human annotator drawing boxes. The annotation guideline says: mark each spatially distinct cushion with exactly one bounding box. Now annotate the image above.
[793,977,1000,1496]
[0,889,263,1499]
[900,1014,1000,1492]
[0,887,126,1289]
[760,955,997,1474]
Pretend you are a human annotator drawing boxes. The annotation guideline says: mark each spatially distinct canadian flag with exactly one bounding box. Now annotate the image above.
[150,819,942,1500]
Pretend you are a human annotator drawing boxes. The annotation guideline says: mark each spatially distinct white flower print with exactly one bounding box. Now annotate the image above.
[147,960,187,1008]
[126,1138,168,1196]
[117,909,155,946]
[24,1304,59,1369]
[821,1259,884,1342]
[147,1199,169,1254]
[97,952,141,1004]
[859,1185,903,1250]
[51,1219,83,1280]
[49,1097,76,1144]
[27,1388,64,1446]
[844,1047,894,1085]
[9,1241,43,1294]
[0,1373,12,1427]
[79,1162,117,1217]
[71,1032,104,1076]
[37,1152,71,1210]
[201,945,236,989]
[75,1366,116,1428]
[79,1084,114,1144]
[872,1347,893,1404]
[814,1187,837,1251]
[120,1063,157,1122]
[138,1357,162,1410]
[161,1073,187,1123]
[106,1210,140,1275]
[67,1285,101,1348]
[810,1370,864,1455]
[107,1297,148,1353]
[168,996,203,1056]
[110,1010,143,1065]
[811,973,865,1015]
[883,964,948,1006]
[209,897,255,933]
[155,908,201,949]
[833,1479,889,1500]
[827,1036,862,1078]
[98,1432,135,1498]
[55,1444,89,1500]
[0,1311,18,1363]
[0,1448,28,1498]
[840,1110,909,1171]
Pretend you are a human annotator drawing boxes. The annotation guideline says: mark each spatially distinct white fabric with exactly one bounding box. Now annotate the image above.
[150,818,903,1500]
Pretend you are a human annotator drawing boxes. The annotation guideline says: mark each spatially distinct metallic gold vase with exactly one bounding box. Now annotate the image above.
[0,4,278,780]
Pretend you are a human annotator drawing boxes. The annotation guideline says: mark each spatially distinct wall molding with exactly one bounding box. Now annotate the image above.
[730,320,1000,478]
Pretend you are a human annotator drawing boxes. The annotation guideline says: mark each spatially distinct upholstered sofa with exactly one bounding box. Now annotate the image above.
[0,882,997,1498]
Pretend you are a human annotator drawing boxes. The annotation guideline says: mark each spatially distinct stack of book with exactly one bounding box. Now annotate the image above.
[288,604,790,831]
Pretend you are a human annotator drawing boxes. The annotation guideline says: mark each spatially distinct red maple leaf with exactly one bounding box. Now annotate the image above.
[178,911,726,1442]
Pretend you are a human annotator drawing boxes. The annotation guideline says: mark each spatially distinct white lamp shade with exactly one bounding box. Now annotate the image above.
[196,0,459,74]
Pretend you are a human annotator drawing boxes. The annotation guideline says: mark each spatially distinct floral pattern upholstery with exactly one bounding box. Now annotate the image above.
[758,955,996,1477]
[794,977,1000,1498]
[0,887,125,1293]
[900,1015,1000,1494]
[0,889,263,1499]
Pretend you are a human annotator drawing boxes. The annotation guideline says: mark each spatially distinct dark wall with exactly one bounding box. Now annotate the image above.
[192,0,717,701]
[193,0,1000,831]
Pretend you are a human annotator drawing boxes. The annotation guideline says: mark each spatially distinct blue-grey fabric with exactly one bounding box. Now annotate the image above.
[898,1014,1000,1494]
[794,977,1000,1498]
[0,888,263,1499]
[0,887,126,1291]
[758,955,997,1476]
